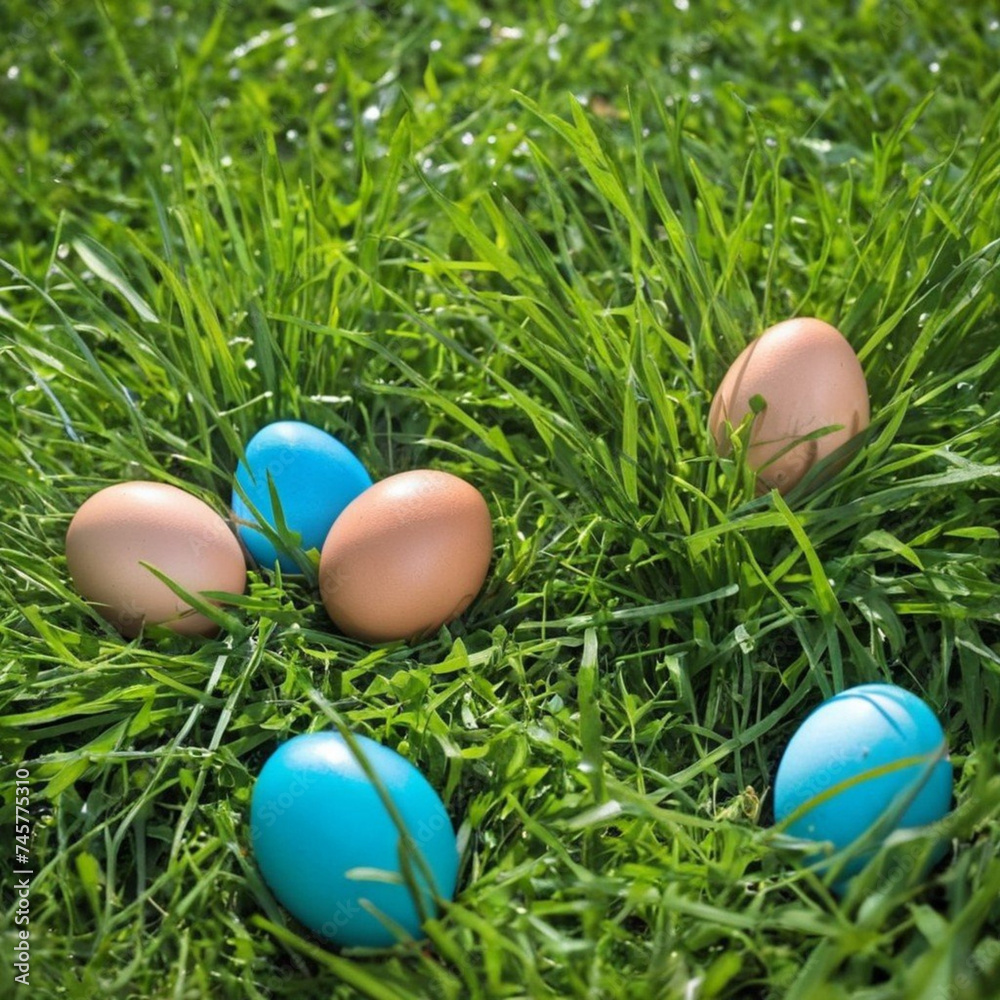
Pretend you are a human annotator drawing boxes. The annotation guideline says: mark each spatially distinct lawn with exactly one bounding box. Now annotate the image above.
[2,0,1000,997]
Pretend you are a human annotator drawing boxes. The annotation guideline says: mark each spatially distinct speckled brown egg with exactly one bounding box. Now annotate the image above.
[319,470,493,644]
[66,481,247,638]
[708,317,870,494]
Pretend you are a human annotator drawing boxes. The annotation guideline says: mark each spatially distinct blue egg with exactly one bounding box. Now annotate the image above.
[774,683,952,888]
[250,731,459,948]
[232,421,372,572]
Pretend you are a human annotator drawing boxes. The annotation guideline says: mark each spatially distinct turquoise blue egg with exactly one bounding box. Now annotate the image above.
[774,683,952,888]
[250,731,459,949]
[232,421,372,572]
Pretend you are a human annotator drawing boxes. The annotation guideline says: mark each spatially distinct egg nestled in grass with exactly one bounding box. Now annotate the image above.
[319,469,493,643]
[774,683,952,891]
[250,731,459,948]
[65,481,246,638]
[232,420,372,572]
[709,317,870,493]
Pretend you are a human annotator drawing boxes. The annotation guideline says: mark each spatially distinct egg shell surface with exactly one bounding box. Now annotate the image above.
[232,421,373,572]
[65,481,246,638]
[250,731,459,948]
[774,683,952,885]
[708,317,870,493]
[319,469,493,644]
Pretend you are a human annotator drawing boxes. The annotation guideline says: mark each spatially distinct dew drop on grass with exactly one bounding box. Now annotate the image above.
[790,18,804,31]
[430,38,442,52]
[674,0,690,9]
[461,131,474,146]
[362,105,381,124]
[7,66,20,80]
[929,61,940,73]
[57,244,69,259]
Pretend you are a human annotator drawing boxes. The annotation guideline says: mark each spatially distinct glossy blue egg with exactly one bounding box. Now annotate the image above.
[232,421,372,572]
[250,731,459,948]
[774,683,952,887]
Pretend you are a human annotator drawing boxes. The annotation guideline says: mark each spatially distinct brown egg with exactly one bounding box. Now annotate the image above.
[319,470,493,643]
[66,481,246,638]
[708,317,870,494]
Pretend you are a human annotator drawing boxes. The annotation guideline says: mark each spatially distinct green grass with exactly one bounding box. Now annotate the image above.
[2,0,1000,996]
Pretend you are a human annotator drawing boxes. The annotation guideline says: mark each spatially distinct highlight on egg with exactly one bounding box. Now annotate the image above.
[319,469,493,644]
[250,730,459,949]
[65,481,247,638]
[708,317,870,494]
[773,683,952,891]
[232,420,373,573]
